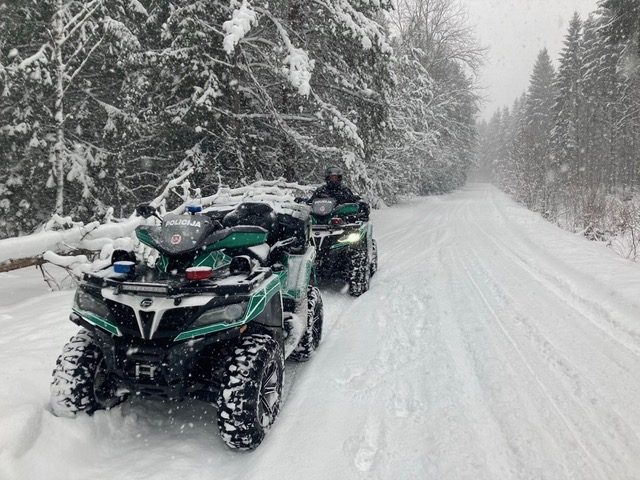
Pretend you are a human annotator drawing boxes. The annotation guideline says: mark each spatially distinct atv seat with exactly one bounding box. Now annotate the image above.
[276,209,310,254]
[221,202,312,266]
[223,203,279,245]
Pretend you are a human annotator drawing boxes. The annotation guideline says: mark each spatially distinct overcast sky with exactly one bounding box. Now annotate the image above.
[461,0,600,120]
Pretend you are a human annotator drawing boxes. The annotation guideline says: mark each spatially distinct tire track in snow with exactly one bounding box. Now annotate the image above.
[460,233,640,476]
[456,254,610,480]
[465,196,640,360]
[485,186,640,345]
[452,188,640,479]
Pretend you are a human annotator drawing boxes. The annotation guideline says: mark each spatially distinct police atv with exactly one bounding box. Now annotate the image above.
[309,197,377,296]
[50,202,322,451]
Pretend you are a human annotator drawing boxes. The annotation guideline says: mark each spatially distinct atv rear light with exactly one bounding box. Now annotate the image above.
[113,261,135,275]
[330,217,344,225]
[185,266,213,281]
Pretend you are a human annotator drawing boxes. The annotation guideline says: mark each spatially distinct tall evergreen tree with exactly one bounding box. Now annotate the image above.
[522,49,557,214]
[477,3,640,234]
[581,12,625,191]
[551,13,584,189]
[600,0,640,55]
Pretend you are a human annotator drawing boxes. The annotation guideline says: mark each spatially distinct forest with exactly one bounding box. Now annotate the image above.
[0,0,481,238]
[476,0,640,257]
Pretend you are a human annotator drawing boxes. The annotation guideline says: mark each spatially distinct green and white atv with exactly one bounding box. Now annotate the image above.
[309,197,377,296]
[50,201,322,450]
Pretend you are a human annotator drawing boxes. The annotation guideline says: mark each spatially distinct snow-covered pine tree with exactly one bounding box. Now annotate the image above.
[506,94,529,198]
[580,12,623,192]
[120,0,394,196]
[0,0,143,235]
[551,13,584,191]
[521,49,557,215]
[479,94,527,197]
[384,0,480,197]
[600,0,640,56]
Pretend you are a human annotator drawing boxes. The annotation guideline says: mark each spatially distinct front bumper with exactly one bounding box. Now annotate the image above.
[91,328,240,401]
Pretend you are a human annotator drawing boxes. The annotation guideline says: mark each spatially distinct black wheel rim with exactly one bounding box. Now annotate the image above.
[258,359,280,428]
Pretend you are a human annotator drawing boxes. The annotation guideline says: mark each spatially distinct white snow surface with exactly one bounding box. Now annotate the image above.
[3,183,640,479]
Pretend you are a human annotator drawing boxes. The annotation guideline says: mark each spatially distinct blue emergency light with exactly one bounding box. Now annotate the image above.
[113,261,135,275]
[186,204,203,214]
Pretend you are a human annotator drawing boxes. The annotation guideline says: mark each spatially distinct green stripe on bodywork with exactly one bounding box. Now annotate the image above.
[173,276,281,342]
[73,308,122,336]
[136,228,157,249]
[334,203,360,215]
[244,277,281,322]
[211,232,268,250]
[275,270,292,299]
[193,249,232,269]
[157,254,169,273]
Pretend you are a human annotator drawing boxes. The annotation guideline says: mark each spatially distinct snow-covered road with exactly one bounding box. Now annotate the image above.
[3,183,640,480]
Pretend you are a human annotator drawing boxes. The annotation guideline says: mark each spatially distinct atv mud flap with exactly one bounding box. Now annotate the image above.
[281,247,316,302]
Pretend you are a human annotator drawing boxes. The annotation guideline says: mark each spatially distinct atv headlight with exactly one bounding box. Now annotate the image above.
[337,232,363,244]
[74,290,111,320]
[192,302,248,328]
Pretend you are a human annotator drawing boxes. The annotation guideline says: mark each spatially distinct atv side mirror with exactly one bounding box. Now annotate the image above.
[136,204,158,219]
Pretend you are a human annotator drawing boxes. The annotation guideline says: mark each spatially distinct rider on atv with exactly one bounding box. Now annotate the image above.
[309,166,370,219]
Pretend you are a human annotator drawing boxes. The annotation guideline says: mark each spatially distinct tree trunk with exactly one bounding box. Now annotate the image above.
[53,0,66,215]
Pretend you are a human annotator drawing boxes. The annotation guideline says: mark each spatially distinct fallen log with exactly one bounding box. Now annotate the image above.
[0,256,47,273]
[0,249,97,273]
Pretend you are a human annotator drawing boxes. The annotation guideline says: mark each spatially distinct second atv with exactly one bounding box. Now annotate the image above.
[309,197,377,296]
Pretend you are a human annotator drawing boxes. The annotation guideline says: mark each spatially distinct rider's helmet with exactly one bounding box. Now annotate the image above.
[325,166,343,188]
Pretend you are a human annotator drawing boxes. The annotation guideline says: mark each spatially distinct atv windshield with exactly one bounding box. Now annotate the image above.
[311,198,337,217]
[158,213,215,255]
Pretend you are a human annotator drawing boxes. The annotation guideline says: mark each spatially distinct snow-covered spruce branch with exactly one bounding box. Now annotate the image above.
[57,0,103,48]
[312,91,364,150]
[251,7,315,97]
[310,0,391,52]
[63,36,105,93]
[222,1,258,54]
[236,49,339,156]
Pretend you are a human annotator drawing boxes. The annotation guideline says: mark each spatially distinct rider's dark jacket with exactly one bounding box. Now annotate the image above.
[309,183,359,205]
[309,183,370,218]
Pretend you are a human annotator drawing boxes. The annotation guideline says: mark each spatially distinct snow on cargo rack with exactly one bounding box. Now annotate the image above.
[202,180,316,218]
